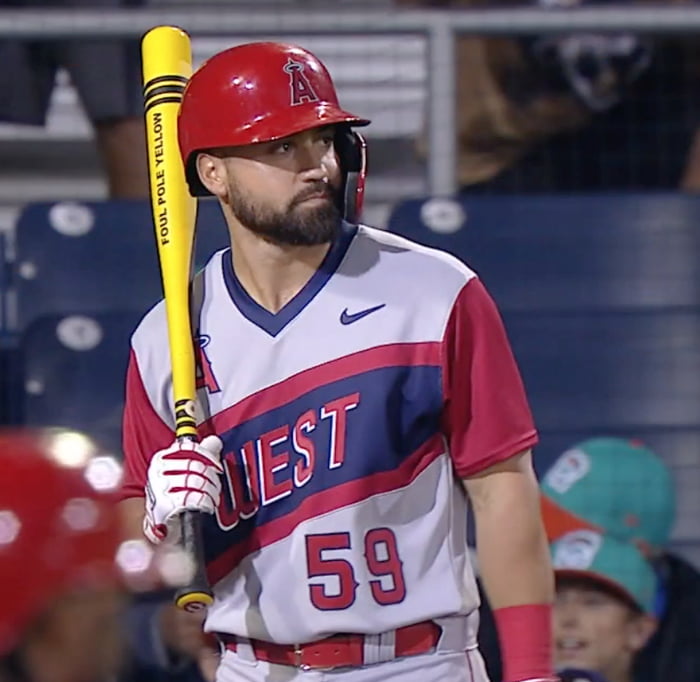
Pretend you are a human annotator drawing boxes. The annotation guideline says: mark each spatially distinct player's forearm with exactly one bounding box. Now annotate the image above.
[464,452,556,682]
[472,478,553,608]
[466,452,553,608]
[118,496,148,541]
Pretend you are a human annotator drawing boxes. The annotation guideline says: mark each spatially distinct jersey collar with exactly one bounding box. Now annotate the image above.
[222,221,357,337]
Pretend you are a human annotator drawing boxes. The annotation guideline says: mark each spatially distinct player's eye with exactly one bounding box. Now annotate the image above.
[271,140,293,154]
[315,127,335,145]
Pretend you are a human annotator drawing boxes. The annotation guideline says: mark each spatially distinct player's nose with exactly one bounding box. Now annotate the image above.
[295,143,328,178]
[298,161,328,184]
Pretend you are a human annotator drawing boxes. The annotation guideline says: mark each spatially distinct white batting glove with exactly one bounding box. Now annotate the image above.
[144,435,224,545]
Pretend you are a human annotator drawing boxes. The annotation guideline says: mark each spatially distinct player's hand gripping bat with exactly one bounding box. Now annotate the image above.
[142,25,213,612]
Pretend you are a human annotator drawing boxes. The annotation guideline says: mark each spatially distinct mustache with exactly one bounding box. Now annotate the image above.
[291,182,335,207]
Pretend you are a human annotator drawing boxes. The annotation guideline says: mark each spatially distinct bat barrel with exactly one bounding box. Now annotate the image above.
[142,25,199,442]
[141,24,212,610]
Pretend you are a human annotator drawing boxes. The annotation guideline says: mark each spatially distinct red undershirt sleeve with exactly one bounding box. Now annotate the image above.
[120,349,175,500]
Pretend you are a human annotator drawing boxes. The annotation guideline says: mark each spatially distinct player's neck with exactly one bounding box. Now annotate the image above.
[229,227,331,314]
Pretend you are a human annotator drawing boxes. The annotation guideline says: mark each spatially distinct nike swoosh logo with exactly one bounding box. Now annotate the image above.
[340,304,386,325]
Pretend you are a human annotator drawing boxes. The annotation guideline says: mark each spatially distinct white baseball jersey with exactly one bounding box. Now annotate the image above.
[121,222,537,645]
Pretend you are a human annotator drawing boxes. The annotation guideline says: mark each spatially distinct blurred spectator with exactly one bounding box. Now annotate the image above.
[540,438,676,556]
[541,437,700,682]
[477,437,700,682]
[0,425,211,682]
[395,0,700,192]
[551,531,658,682]
[0,428,129,682]
[0,0,149,199]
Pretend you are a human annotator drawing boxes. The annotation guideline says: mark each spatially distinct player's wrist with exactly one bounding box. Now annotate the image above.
[493,603,555,682]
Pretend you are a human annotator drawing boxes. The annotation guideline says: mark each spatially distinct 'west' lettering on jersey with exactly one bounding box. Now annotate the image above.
[216,392,360,530]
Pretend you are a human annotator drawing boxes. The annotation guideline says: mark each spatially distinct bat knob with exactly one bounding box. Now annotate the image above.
[175,589,214,612]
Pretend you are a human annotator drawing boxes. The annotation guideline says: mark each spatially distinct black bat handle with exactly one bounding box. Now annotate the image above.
[174,510,214,611]
[172,433,214,612]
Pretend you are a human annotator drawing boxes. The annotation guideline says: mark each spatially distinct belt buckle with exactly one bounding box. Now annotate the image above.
[293,643,338,672]
[293,644,311,671]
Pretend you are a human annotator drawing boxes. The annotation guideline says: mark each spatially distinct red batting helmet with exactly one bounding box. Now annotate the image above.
[178,42,370,222]
[0,429,124,655]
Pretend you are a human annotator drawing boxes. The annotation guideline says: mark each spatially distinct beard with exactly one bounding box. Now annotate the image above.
[228,180,343,246]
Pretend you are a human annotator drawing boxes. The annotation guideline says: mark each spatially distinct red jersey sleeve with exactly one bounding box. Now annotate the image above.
[120,349,175,500]
[442,277,538,478]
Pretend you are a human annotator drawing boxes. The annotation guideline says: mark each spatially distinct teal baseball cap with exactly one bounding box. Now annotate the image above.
[540,437,676,551]
[551,530,657,614]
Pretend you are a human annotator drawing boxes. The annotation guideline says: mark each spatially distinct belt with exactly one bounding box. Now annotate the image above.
[219,620,441,670]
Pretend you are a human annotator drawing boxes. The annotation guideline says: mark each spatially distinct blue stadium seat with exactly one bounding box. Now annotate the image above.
[504,309,700,433]
[18,311,143,455]
[387,193,700,312]
[0,230,6,333]
[11,199,228,331]
[0,230,11,425]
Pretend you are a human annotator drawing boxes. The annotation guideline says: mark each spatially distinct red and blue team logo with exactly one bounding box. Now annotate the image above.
[196,335,221,394]
[283,58,319,106]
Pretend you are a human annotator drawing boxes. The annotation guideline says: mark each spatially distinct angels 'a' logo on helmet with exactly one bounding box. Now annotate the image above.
[283,58,319,106]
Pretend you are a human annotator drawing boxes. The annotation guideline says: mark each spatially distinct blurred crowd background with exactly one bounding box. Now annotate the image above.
[0,1,699,682]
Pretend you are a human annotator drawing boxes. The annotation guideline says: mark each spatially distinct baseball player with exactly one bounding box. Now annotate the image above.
[119,42,556,682]
[0,428,132,682]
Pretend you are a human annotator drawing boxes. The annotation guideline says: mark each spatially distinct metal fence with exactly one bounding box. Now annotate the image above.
[3,4,700,196]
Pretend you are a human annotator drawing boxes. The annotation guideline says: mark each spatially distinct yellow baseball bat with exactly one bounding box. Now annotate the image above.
[142,25,213,612]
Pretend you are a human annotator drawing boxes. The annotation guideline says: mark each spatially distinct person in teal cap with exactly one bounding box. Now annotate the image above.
[551,530,658,682]
[540,438,675,555]
[540,437,700,682]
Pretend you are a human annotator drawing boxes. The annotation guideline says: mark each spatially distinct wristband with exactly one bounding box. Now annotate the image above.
[494,604,555,682]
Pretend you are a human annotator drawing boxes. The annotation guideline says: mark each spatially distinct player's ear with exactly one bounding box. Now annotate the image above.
[626,612,657,652]
[196,152,229,199]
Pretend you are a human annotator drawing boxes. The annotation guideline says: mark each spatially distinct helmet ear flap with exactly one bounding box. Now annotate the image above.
[335,127,367,224]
